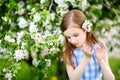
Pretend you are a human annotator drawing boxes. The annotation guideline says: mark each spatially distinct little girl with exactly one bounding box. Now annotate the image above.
[60,9,115,80]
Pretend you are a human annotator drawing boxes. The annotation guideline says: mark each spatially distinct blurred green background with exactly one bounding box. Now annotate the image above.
[0,0,120,80]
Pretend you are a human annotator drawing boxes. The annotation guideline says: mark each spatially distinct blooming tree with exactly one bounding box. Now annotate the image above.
[0,0,119,80]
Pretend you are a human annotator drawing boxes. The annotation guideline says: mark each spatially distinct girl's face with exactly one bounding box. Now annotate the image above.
[63,25,87,48]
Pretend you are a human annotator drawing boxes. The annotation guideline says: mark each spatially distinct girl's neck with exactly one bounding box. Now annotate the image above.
[79,41,93,49]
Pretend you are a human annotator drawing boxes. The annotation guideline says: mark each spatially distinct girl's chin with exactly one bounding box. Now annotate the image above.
[75,44,84,48]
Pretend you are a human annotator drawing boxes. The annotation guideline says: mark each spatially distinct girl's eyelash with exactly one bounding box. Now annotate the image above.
[74,34,79,37]
[65,34,79,38]
[66,36,70,39]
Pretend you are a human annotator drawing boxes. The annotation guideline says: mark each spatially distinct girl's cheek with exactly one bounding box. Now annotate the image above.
[77,36,81,40]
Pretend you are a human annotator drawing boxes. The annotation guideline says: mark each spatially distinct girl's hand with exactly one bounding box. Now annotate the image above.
[81,44,94,58]
[96,42,107,61]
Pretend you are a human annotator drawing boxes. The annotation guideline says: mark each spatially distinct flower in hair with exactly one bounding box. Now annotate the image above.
[82,20,92,32]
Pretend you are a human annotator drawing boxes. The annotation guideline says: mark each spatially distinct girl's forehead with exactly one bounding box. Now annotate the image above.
[63,27,83,36]
[68,23,80,28]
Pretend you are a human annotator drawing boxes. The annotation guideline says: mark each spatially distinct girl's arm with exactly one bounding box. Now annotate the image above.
[96,42,115,80]
[66,45,93,80]
[66,55,91,80]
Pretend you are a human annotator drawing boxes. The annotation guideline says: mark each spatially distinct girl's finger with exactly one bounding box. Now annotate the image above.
[99,42,106,49]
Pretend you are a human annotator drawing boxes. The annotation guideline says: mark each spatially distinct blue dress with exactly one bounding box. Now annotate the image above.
[72,44,102,80]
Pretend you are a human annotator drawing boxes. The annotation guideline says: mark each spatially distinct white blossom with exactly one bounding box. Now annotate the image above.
[8,19,12,25]
[10,22,16,28]
[104,18,113,25]
[2,68,6,72]
[101,28,106,33]
[53,28,62,34]
[21,42,27,49]
[103,31,112,41]
[43,30,51,38]
[40,0,46,4]
[96,4,103,9]
[32,58,40,67]
[48,42,54,46]
[31,49,38,59]
[117,17,120,23]
[18,1,25,9]
[2,16,8,22]
[16,1,25,15]
[81,0,90,11]
[92,14,97,23]
[109,28,118,36]
[18,17,28,28]
[33,13,41,22]
[16,31,24,44]
[5,72,12,80]
[45,24,52,30]
[23,49,29,59]
[31,8,36,14]
[58,34,65,44]
[17,8,25,15]
[45,59,51,67]
[29,22,38,33]
[49,47,56,53]
[82,20,92,32]
[0,40,1,44]
[54,0,68,8]
[50,12,55,21]
[41,46,49,57]
[0,48,9,53]
[26,5,31,10]
[14,49,25,61]
[4,35,15,43]
[0,26,3,30]
[34,32,43,43]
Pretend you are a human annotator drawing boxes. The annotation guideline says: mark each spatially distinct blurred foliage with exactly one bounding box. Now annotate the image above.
[109,58,120,80]
[1,58,119,80]
[0,0,120,80]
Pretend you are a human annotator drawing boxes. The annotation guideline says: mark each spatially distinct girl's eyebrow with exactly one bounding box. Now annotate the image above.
[72,32,79,35]
[73,33,78,35]
[65,33,79,37]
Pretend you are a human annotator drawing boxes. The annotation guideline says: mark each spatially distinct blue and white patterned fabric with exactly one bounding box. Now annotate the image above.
[72,44,102,80]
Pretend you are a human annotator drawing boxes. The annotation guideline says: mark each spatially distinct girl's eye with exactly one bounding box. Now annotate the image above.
[67,37,70,39]
[74,34,79,37]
